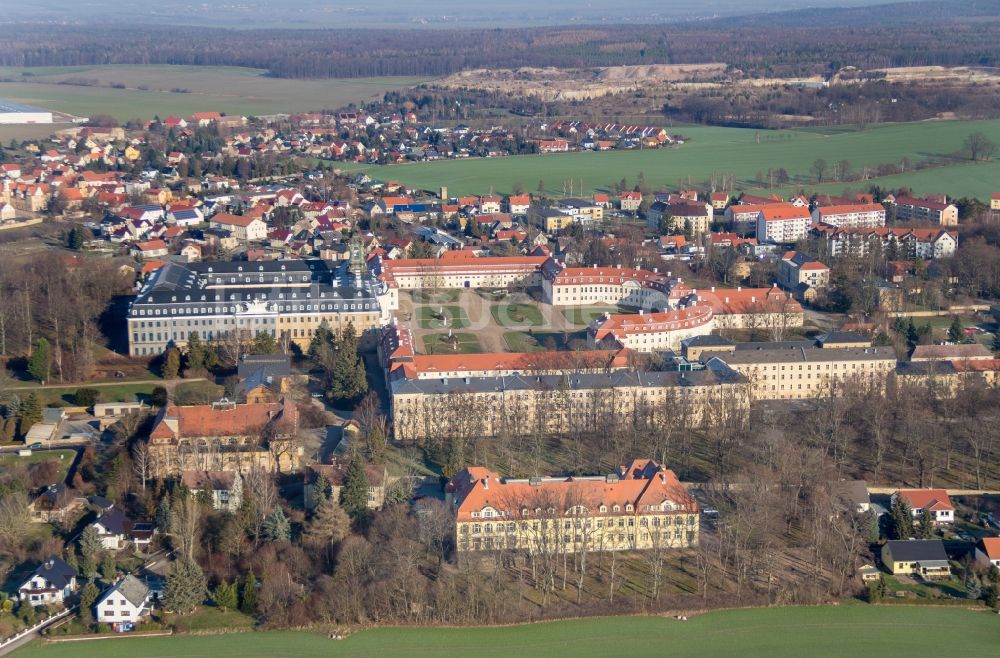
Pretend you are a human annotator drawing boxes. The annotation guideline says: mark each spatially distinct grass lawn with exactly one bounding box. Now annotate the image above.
[422,332,482,355]
[173,381,225,405]
[562,306,632,325]
[17,606,1000,658]
[491,303,545,327]
[504,330,588,352]
[881,573,967,600]
[171,607,256,632]
[0,449,75,481]
[344,118,1000,199]
[416,305,471,330]
[0,65,429,122]
[23,383,159,407]
[411,289,461,304]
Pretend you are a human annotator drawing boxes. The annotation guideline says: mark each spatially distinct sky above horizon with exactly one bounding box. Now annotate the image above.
[9,1,895,28]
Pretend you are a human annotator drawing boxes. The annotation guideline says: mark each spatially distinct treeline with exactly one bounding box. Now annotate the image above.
[664,80,1000,128]
[4,13,1000,80]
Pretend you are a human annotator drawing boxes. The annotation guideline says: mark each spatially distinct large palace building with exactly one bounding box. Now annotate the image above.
[447,459,699,554]
[127,259,391,356]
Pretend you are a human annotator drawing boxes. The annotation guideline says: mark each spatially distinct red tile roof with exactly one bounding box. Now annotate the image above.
[447,460,695,523]
[211,212,259,227]
[981,537,1000,559]
[898,489,954,512]
[149,400,297,442]
[760,204,812,222]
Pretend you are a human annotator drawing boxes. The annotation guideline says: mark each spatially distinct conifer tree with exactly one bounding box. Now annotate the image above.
[340,453,371,522]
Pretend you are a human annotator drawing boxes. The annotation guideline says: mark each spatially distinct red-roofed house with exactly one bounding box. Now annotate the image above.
[209,212,267,241]
[975,537,1000,568]
[133,239,168,259]
[505,194,531,215]
[893,489,955,525]
[620,191,642,212]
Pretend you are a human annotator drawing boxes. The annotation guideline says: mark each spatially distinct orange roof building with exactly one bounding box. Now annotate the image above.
[146,399,300,476]
[589,306,714,352]
[895,489,955,524]
[446,459,699,553]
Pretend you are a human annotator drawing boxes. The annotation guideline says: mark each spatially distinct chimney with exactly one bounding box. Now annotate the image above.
[482,477,489,490]
[737,286,742,291]
[711,286,715,292]
[653,267,658,273]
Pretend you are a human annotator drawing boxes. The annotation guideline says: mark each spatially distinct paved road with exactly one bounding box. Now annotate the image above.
[3,377,203,392]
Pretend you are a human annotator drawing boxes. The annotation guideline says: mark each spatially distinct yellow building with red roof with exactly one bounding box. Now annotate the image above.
[447,459,699,553]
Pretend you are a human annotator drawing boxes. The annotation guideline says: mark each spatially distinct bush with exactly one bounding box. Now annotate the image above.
[73,388,101,407]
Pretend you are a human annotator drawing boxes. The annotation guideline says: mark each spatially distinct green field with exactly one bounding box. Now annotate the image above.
[343,119,1000,199]
[491,303,545,327]
[416,305,470,329]
[0,65,430,122]
[17,606,1000,658]
[421,332,482,354]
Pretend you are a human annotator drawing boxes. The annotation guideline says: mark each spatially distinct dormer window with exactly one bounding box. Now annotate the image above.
[599,505,607,513]
[612,505,620,513]
[625,504,633,512]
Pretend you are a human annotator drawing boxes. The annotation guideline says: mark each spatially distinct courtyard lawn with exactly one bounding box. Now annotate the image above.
[504,330,587,352]
[490,302,545,327]
[416,305,471,330]
[342,118,1000,199]
[411,289,461,304]
[422,332,482,355]
[16,606,1000,658]
[562,306,631,325]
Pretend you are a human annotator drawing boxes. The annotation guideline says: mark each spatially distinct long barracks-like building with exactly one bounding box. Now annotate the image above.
[127,259,392,357]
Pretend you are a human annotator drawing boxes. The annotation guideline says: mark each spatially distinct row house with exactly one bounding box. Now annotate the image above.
[893,196,958,226]
[811,203,886,229]
[815,226,958,260]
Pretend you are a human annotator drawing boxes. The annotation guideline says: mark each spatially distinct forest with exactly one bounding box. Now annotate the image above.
[2,3,1000,80]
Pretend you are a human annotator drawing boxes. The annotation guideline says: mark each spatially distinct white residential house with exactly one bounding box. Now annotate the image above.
[18,556,77,607]
[168,208,204,227]
[95,575,153,628]
[90,508,155,550]
[893,489,955,525]
[209,213,268,241]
